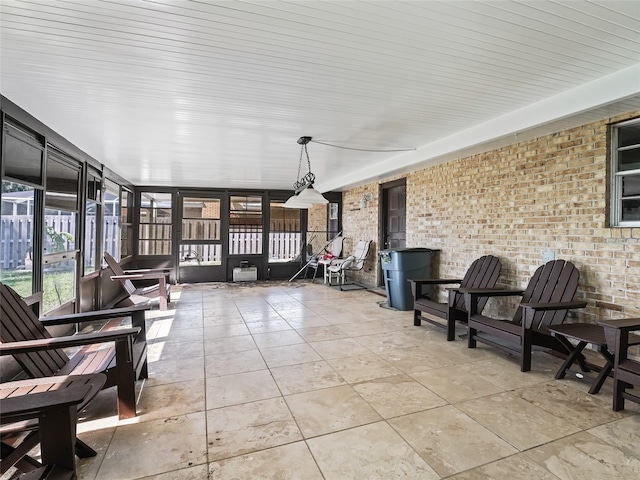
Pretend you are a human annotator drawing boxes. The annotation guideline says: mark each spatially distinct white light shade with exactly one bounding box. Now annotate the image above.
[297,185,329,205]
[283,194,313,209]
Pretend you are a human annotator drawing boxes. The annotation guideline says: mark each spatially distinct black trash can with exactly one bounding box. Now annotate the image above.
[379,248,437,310]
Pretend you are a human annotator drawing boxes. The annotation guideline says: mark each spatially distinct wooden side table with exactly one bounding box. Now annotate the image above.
[547,323,614,394]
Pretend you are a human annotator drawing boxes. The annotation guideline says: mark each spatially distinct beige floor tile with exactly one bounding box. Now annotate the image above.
[147,338,204,362]
[206,369,280,409]
[448,454,558,479]
[464,356,559,390]
[285,315,332,328]
[209,442,324,480]
[96,412,207,480]
[352,374,447,418]
[202,314,244,325]
[207,398,302,461]
[309,338,373,360]
[307,421,439,479]
[515,381,629,430]
[285,385,381,438]
[136,379,206,421]
[252,329,305,348]
[411,364,506,403]
[245,319,292,333]
[525,431,640,480]
[203,323,251,338]
[336,320,400,337]
[205,348,266,377]
[204,335,257,355]
[160,326,205,344]
[588,415,640,456]
[76,427,116,480]
[355,330,436,353]
[260,343,322,367]
[137,464,209,480]
[326,354,402,383]
[295,325,349,342]
[270,361,347,395]
[376,345,463,374]
[146,356,205,386]
[457,391,580,450]
[389,405,517,477]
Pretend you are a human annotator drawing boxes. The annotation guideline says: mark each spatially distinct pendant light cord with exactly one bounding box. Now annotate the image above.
[310,139,415,152]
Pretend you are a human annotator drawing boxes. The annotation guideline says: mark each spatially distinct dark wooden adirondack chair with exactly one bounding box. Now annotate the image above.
[104,252,171,310]
[0,374,106,477]
[409,255,502,341]
[600,318,640,411]
[464,260,587,372]
[0,283,150,420]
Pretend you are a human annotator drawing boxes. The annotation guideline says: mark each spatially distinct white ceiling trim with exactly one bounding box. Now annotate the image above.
[317,62,640,192]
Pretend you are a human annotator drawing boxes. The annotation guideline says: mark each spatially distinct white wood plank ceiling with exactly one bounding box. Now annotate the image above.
[1,0,639,192]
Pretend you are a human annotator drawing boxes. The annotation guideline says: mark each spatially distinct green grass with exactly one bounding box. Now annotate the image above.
[1,269,76,313]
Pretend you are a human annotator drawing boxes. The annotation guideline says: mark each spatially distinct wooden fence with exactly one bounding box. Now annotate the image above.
[2,215,302,269]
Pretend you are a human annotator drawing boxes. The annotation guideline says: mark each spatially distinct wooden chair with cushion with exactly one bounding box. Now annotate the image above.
[103,252,171,310]
[1,374,107,477]
[409,255,502,341]
[0,283,150,420]
[600,318,640,411]
[463,260,587,372]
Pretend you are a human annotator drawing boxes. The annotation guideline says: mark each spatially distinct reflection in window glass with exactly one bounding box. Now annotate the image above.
[229,196,262,255]
[0,181,35,297]
[121,188,133,258]
[3,122,44,186]
[612,119,640,226]
[42,259,76,313]
[269,202,301,262]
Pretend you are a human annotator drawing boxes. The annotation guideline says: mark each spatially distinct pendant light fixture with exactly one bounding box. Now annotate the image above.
[283,136,329,209]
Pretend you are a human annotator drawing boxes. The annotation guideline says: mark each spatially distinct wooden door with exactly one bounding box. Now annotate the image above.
[382,182,406,249]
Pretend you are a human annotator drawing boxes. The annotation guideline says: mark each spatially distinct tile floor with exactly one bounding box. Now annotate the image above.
[12,281,640,479]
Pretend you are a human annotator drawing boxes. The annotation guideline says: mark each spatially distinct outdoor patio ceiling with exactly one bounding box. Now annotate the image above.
[1,0,639,191]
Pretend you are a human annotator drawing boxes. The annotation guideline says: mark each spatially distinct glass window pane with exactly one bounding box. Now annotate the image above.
[139,192,172,255]
[619,122,640,148]
[104,180,121,260]
[269,202,301,262]
[622,175,640,197]
[179,244,222,266]
[229,195,262,255]
[182,197,220,240]
[45,156,80,211]
[44,209,76,254]
[621,198,640,222]
[3,128,44,186]
[84,201,98,274]
[618,148,640,172]
[0,181,34,296]
[42,258,76,313]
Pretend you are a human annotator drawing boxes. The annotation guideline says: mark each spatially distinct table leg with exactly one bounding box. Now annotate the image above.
[554,338,588,380]
[588,348,614,395]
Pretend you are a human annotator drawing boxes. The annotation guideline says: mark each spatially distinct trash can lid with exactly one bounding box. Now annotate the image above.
[379,247,438,254]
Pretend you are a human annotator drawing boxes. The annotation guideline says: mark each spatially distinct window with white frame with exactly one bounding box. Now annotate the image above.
[611,118,640,226]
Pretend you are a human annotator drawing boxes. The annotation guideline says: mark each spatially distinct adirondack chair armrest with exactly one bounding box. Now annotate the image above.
[123,268,170,275]
[409,279,463,300]
[40,304,151,327]
[0,327,141,356]
[520,301,588,329]
[460,288,524,297]
[0,385,93,424]
[408,278,463,285]
[111,272,168,281]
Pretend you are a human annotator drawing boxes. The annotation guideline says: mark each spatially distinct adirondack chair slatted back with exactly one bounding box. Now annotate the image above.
[0,283,70,377]
[513,260,580,329]
[452,255,502,311]
[104,252,137,295]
